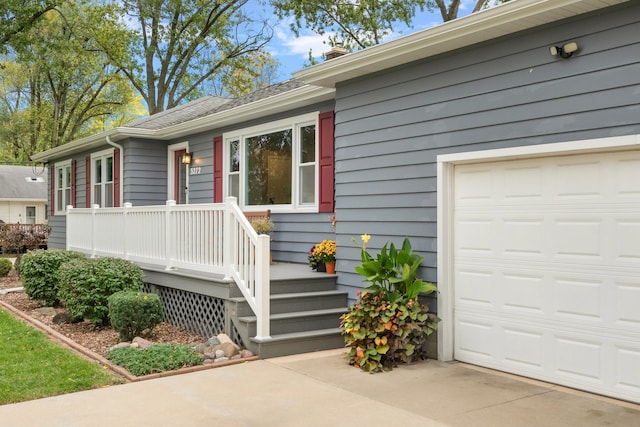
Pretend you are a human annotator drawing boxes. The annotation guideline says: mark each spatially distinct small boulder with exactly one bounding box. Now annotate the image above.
[34,307,57,317]
[219,342,239,358]
[206,336,221,346]
[216,333,234,345]
[110,342,131,351]
[214,356,229,363]
[231,354,242,361]
[214,349,225,359]
[132,337,153,349]
[239,349,254,358]
[52,312,77,324]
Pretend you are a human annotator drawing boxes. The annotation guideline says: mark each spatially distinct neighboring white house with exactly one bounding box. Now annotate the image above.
[0,165,48,224]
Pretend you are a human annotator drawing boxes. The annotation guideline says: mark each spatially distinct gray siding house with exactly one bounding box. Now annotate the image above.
[32,0,639,403]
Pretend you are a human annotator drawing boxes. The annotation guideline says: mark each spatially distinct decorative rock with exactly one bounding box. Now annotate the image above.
[130,342,139,348]
[52,312,74,324]
[239,349,254,358]
[195,343,207,353]
[203,359,214,364]
[34,307,57,317]
[214,349,225,359]
[219,342,239,358]
[216,333,233,345]
[206,336,221,346]
[230,354,242,361]
[132,337,153,349]
[110,342,131,351]
[203,352,215,359]
[214,356,229,363]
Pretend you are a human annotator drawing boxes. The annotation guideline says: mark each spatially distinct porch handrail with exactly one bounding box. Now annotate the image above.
[66,196,270,339]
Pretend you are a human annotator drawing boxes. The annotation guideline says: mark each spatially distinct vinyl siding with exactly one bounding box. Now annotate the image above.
[332,3,640,299]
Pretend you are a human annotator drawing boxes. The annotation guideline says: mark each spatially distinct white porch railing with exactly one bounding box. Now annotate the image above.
[66,197,271,339]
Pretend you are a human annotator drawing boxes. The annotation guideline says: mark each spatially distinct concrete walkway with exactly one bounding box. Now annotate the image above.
[0,349,638,426]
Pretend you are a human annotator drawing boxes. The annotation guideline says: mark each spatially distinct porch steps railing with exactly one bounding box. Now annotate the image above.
[228,273,348,358]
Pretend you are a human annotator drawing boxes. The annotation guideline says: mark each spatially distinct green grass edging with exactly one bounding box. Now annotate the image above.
[0,307,119,405]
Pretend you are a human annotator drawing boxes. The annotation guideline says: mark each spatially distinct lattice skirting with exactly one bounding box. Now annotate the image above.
[142,283,243,347]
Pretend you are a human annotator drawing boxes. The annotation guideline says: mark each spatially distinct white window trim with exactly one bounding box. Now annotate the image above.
[436,133,640,362]
[168,141,189,204]
[223,112,319,213]
[54,160,72,215]
[91,148,115,208]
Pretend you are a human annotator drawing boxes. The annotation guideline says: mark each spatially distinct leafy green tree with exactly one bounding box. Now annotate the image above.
[116,0,274,115]
[0,0,61,52]
[271,0,508,52]
[0,0,137,161]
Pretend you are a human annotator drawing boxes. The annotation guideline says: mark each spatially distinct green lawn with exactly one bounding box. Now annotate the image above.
[0,308,121,404]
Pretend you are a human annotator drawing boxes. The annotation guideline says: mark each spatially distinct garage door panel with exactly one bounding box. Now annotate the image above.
[617,347,640,392]
[616,282,640,326]
[453,150,640,403]
[553,277,603,321]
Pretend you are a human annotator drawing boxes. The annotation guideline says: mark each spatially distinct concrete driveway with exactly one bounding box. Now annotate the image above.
[0,349,637,426]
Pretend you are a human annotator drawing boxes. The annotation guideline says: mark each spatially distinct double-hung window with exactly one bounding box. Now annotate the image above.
[55,161,72,213]
[92,149,114,208]
[225,113,318,211]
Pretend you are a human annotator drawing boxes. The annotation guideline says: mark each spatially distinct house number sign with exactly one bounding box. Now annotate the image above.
[190,167,202,175]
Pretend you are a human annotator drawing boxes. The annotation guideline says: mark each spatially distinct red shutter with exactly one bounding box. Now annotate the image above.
[85,156,91,208]
[71,159,77,207]
[318,111,335,213]
[113,148,121,207]
[50,166,55,216]
[213,135,223,203]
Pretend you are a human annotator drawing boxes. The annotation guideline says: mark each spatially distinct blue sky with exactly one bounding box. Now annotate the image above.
[254,1,478,81]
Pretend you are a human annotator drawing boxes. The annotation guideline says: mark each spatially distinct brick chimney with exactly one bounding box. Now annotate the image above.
[324,43,347,61]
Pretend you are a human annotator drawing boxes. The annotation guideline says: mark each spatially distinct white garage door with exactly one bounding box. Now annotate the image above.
[453,150,640,403]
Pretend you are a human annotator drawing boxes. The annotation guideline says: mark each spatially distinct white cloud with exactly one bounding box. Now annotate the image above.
[272,19,334,60]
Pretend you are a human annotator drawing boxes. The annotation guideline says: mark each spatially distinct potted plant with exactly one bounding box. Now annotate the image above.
[312,239,336,274]
[250,218,274,235]
[250,218,274,263]
[340,235,439,372]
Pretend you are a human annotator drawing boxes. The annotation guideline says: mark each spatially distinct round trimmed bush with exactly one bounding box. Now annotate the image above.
[58,257,144,326]
[108,291,164,341]
[20,250,86,305]
[0,258,12,277]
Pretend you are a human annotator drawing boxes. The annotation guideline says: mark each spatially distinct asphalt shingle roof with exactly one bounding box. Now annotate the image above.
[0,166,48,200]
[124,79,306,131]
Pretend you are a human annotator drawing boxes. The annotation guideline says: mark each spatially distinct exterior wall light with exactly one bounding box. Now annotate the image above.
[549,41,578,58]
[182,152,192,165]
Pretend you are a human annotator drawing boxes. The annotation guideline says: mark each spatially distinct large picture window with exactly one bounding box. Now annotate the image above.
[55,161,72,213]
[225,113,317,210]
[92,150,114,208]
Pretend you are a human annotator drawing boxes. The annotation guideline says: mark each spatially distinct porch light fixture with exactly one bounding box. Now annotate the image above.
[182,152,192,165]
[549,41,578,59]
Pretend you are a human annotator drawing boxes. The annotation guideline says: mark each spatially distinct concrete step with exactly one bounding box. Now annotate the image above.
[238,307,347,336]
[248,328,345,359]
[229,275,338,298]
[229,290,348,317]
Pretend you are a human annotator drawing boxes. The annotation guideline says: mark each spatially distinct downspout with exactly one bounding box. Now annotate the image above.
[106,135,124,206]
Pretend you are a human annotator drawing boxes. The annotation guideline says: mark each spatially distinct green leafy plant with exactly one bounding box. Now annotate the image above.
[20,250,86,305]
[340,236,439,372]
[108,291,164,341]
[106,344,203,376]
[58,257,144,326]
[0,258,12,277]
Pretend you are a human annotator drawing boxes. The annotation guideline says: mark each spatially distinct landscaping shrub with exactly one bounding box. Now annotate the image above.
[108,291,164,341]
[58,257,144,326]
[106,344,203,376]
[20,250,86,306]
[340,236,439,372]
[0,258,12,277]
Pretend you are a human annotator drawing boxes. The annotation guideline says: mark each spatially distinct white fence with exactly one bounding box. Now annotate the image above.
[66,197,271,339]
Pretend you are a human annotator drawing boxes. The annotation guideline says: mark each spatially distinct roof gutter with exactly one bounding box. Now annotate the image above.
[294,0,631,87]
[106,135,124,206]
